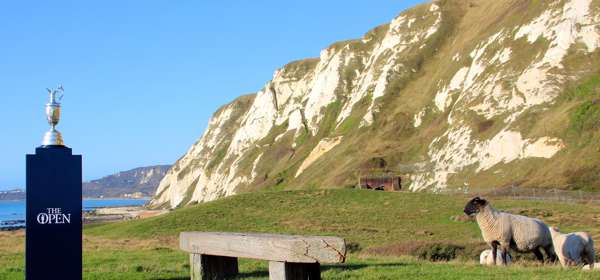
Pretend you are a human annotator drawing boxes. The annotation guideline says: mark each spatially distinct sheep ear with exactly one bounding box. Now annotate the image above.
[476,198,487,205]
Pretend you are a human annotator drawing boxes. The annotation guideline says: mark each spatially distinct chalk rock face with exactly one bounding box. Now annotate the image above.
[151,0,600,208]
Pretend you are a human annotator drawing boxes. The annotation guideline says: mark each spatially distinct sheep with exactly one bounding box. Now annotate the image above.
[548,226,595,268]
[480,249,512,266]
[583,263,600,270]
[464,197,557,265]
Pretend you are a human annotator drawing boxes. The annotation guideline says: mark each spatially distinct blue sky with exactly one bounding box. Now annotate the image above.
[0,0,425,189]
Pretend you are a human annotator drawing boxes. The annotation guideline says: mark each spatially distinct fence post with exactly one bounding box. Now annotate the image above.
[511,185,516,199]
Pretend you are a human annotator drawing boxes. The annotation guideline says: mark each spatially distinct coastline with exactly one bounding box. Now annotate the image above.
[82,197,152,201]
[0,220,25,231]
[0,198,156,231]
[0,197,152,202]
[84,206,168,224]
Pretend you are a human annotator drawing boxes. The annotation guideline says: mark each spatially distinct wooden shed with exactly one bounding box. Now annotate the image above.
[358,175,401,191]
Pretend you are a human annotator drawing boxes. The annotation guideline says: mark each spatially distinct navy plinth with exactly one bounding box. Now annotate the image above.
[26,146,82,280]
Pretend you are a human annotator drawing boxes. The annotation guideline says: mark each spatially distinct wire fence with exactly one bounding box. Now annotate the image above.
[435,185,600,204]
[354,169,600,204]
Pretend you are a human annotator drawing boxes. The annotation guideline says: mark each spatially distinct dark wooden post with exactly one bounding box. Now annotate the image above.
[190,254,239,280]
[269,262,321,280]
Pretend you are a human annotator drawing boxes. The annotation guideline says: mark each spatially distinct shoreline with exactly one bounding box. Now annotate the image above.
[84,205,168,224]
[1,198,157,231]
[1,204,168,231]
[0,220,25,231]
[83,197,152,201]
[0,197,152,202]
[0,225,24,231]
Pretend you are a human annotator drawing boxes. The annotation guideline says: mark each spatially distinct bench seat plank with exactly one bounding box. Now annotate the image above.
[180,232,346,264]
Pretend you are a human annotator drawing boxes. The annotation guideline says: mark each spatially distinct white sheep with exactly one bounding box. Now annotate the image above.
[549,227,595,268]
[480,249,512,266]
[464,197,557,265]
[583,263,600,270]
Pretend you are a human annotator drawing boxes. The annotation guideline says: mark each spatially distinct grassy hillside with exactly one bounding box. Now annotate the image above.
[82,190,600,278]
[3,190,600,279]
[89,190,483,247]
[89,189,600,244]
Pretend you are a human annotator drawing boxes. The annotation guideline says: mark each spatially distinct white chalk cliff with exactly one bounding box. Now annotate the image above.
[151,0,600,208]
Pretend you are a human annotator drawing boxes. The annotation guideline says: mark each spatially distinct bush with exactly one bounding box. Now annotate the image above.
[570,100,600,133]
[366,241,470,262]
[347,242,362,253]
[416,243,465,262]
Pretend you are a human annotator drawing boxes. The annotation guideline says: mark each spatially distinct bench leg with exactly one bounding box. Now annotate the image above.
[269,261,321,280]
[190,254,239,280]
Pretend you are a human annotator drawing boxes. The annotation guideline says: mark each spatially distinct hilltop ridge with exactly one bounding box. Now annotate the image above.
[84,165,170,198]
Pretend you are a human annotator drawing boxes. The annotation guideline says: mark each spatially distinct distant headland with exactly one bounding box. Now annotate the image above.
[0,165,170,201]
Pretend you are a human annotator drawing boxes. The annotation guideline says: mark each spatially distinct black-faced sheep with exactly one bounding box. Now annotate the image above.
[549,227,595,268]
[464,197,557,265]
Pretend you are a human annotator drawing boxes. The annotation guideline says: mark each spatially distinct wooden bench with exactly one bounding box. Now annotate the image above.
[180,232,346,280]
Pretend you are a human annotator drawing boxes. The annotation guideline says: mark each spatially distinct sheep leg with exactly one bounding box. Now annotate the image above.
[557,255,567,267]
[500,243,509,265]
[543,245,557,263]
[492,242,499,265]
[571,254,583,266]
[500,249,509,265]
[565,257,576,267]
[585,247,596,268]
[533,247,545,263]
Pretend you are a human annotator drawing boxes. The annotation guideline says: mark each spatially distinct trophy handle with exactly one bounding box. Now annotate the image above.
[57,85,64,101]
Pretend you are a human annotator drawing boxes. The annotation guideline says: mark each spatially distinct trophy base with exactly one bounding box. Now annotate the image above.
[42,129,65,146]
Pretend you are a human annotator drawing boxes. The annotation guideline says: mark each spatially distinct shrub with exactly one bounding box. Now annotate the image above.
[366,240,469,262]
[416,243,465,262]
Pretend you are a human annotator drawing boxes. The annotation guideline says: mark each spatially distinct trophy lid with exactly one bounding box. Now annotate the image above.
[47,85,64,105]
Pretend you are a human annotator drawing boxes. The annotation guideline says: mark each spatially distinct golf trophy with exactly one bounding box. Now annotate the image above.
[42,86,65,146]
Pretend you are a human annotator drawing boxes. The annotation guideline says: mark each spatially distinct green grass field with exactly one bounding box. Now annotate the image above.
[2,189,600,279]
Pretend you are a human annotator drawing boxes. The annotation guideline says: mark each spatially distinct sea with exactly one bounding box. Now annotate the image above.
[0,198,148,229]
